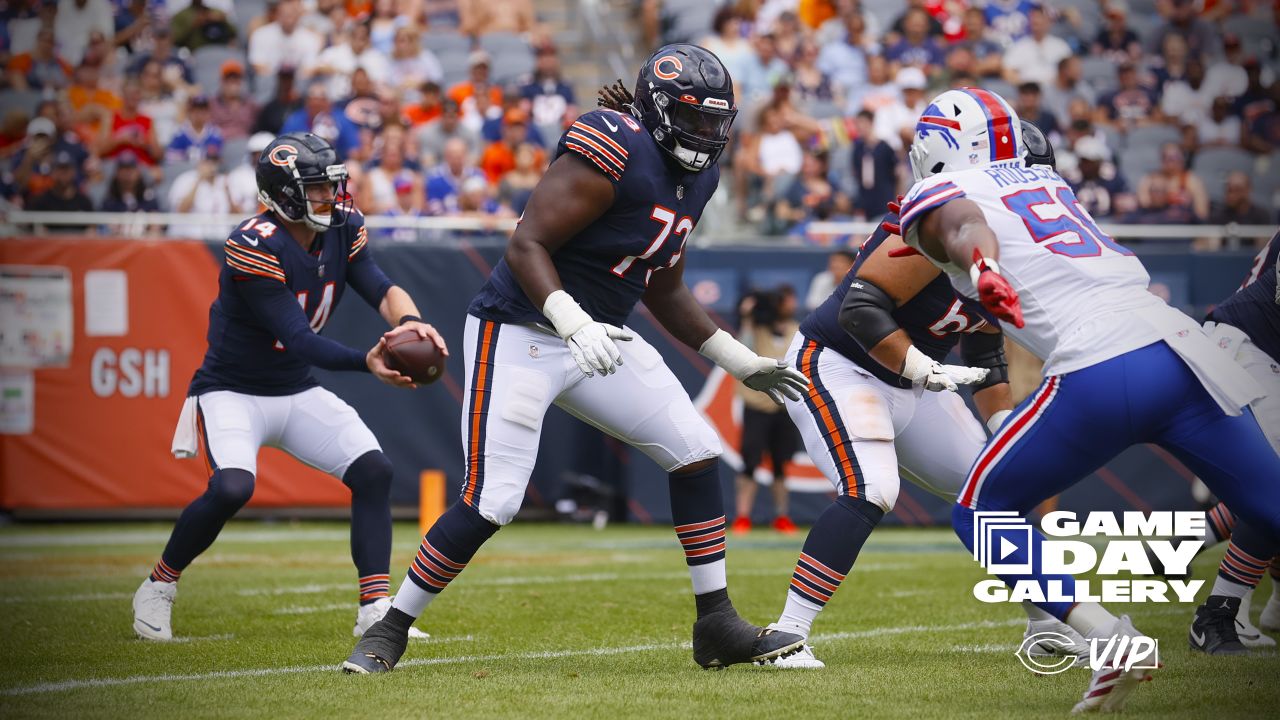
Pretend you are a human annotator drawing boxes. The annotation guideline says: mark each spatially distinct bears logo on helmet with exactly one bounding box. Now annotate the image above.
[268,144,299,167]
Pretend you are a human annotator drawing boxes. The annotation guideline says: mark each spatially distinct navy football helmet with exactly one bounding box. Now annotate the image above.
[256,133,351,232]
[632,44,736,172]
[1020,119,1056,169]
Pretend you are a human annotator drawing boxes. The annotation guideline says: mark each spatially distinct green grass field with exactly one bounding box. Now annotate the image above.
[1,521,1276,719]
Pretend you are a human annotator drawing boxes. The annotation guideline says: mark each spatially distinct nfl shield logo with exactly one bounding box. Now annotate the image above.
[676,185,684,200]
[317,264,325,277]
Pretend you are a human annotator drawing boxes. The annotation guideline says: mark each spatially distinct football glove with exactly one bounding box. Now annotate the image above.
[902,345,989,393]
[970,249,1024,328]
[543,290,633,377]
[700,329,809,405]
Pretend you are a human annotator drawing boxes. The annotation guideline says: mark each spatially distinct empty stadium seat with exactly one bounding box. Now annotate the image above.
[0,89,44,116]
[862,0,903,31]
[1125,124,1181,152]
[980,78,1017,102]
[423,30,471,57]
[219,137,251,171]
[1193,147,1256,202]
[663,2,720,45]
[1080,57,1118,94]
[1119,145,1161,185]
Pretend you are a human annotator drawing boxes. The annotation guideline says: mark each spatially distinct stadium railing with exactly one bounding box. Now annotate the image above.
[4,211,1275,246]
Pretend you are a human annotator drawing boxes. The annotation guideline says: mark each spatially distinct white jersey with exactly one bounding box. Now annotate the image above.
[899,160,1261,413]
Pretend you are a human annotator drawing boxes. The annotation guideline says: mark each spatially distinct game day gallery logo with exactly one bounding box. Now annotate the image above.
[971,511,1207,604]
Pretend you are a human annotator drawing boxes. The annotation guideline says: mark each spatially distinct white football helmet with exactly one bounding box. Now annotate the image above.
[908,88,1025,182]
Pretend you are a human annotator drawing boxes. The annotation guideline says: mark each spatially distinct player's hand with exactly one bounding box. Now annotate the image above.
[568,322,633,377]
[383,321,449,357]
[970,250,1024,328]
[902,345,988,392]
[366,338,416,388]
[741,357,810,405]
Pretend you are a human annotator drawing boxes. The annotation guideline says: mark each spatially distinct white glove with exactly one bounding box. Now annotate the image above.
[901,345,989,392]
[543,290,633,377]
[699,329,810,405]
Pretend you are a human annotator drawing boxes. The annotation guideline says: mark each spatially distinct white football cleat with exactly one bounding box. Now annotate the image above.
[354,597,429,640]
[758,643,825,668]
[1235,592,1277,649]
[1260,581,1280,633]
[132,578,176,641]
[1025,618,1090,667]
[1071,616,1157,714]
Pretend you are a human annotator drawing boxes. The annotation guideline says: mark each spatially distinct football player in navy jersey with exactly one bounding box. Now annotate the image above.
[756,123,1091,669]
[133,133,444,642]
[343,45,810,674]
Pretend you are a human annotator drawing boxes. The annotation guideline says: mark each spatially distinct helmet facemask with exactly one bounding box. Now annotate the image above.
[260,156,351,232]
[644,87,736,172]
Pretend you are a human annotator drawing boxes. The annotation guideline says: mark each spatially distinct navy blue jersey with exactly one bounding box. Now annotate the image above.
[799,213,997,389]
[1209,233,1280,362]
[188,209,394,397]
[469,109,720,327]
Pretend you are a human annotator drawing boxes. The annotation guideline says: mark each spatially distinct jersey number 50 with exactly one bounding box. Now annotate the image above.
[612,205,693,285]
[1002,187,1133,259]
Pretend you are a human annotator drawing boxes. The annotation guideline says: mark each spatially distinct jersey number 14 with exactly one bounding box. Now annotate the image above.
[273,282,335,350]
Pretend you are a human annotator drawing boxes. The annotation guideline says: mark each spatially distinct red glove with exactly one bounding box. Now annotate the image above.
[881,195,905,236]
[970,249,1024,328]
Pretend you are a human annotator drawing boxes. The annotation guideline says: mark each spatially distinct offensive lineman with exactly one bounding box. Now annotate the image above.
[898,88,1280,712]
[763,122,1090,669]
[133,133,443,641]
[342,45,809,674]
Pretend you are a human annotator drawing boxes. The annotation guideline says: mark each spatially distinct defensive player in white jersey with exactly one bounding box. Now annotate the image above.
[897,88,1280,713]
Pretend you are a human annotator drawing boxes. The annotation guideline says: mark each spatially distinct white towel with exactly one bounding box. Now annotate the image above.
[170,396,199,459]
[1155,313,1264,417]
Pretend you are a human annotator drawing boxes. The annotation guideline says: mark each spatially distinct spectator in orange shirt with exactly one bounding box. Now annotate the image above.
[404,82,444,126]
[480,108,543,184]
[448,50,504,117]
[6,27,74,91]
[67,60,122,143]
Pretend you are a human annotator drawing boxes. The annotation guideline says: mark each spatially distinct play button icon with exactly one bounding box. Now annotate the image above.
[999,536,1019,561]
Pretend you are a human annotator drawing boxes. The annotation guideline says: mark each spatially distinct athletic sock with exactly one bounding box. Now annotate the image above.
[1021,600,1054,622]
[1212,525,1272,598]
[1269,555,1280,583]
[344,452,394,606]
[149,558,181,584]
[1065,602,1121,640]
[1205,502,1236,545]
[391,501,499,618]
[774,495,884,639]
[669,463,728,597]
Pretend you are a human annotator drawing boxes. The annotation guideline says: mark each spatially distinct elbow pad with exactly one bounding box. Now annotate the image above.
[838,278,900,352]
[960,331,1008,391]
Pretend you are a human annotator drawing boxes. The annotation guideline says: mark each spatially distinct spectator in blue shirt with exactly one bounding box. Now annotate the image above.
[281,81,360,160]
[884,8,945,74]
[165,94,224,163]
[850,109,897,219]
[520,45,576,140]
[424,137,486,216]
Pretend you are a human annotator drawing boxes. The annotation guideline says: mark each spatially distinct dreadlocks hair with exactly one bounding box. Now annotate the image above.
[597,79,635,113]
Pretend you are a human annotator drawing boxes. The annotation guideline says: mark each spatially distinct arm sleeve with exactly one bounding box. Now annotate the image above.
[345,220,394,310]
[237,276,369,372]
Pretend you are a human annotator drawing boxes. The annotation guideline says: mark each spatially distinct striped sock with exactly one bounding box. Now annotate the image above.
[775,495,883,638]
[149,558,181,584]
[1206,502,1236,545]
[1270,556,1280,582]
[1215,540,1270,597]
[358,574,390,606]
[392,502,498,618]
[669,463,728,597]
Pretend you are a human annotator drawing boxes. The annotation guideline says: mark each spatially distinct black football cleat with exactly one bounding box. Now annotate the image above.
[692,609,804,669]
[341,618,409,673]
[1189,595,1249,656]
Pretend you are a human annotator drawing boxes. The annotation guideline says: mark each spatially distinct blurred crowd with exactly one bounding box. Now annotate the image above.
[0,0,563,237]
[0,0,1276,243]
[646,0,1279,245]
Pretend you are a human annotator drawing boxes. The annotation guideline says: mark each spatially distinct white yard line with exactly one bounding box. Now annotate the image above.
[0,530,349,548]
[0,618,1025,697]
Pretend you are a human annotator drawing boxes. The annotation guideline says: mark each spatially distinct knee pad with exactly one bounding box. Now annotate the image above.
[343,450,394,496]
[209,468,255,509]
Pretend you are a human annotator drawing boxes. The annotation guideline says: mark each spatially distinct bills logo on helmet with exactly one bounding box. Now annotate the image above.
[268,144,299,167]
[917,104,961,150]
[654,55,682,80]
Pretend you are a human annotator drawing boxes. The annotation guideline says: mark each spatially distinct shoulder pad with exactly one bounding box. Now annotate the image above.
[224,227,285,283]
[899,176,968,239]
[561,110,638,183]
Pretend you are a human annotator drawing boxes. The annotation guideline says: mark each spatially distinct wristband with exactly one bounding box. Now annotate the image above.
[398,315,422,326]
[542,289,593,340]
[969,253,1001,287]
[986,409,1012,435]
[698,329,758,380]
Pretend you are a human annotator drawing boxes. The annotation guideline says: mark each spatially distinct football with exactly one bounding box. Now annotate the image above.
[384,331,446,385]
